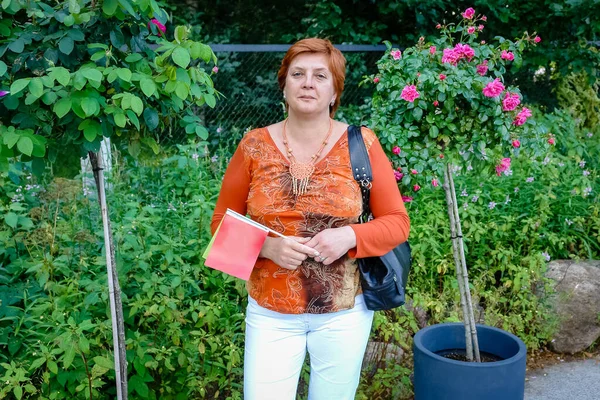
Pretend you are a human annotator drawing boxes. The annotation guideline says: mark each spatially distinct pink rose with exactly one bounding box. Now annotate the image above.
[402,196,413,203]
[439,73,447,80]
[436,24,441,29]
[501,50,515,61]
[413,184,421,192]
[373,77,380,83]
[432,179,439,187]
[392,146,401,155]
[411,169,418,175]
[513,107,532,126]
[467,26,476,34]
[534,36,541,43]
[442,48,460,65]
[430,46,436,55]
[454,43,475,61]
[495,157,512,176]
[212,66,219,74]
[391,50,402,60]
[433,100,439,107]
[481,40,486,44]
[462,7,475,19]
[478,24,484,31]
[502,92,521,111]
[512,139,521,148]
[482,78,505,98]
[548,137,555,145]
[481,15,487,21]
[148,18,166,35]
[400,85,420,102]
[394,171,404,181]
[476,60,488,76]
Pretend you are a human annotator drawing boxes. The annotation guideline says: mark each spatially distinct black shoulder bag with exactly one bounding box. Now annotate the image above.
[348,125,411,311]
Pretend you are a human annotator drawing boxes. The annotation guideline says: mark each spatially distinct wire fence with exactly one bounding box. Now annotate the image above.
[166,44,386,146]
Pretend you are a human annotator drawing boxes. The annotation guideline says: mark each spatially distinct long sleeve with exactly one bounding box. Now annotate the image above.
[210,143,251,235]
[348,133,410,258]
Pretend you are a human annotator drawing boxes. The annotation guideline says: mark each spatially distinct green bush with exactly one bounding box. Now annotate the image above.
[1,107,598,398]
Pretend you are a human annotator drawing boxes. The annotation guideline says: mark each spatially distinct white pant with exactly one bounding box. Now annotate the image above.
[244,295,374,400]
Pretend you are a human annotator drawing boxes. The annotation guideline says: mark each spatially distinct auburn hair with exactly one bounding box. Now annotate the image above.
[277,38,346,117]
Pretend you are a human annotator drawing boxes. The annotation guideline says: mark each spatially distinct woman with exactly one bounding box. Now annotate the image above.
[210,38,410,400]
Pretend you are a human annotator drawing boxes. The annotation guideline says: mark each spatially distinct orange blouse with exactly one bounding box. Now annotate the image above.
[210,126,410,314]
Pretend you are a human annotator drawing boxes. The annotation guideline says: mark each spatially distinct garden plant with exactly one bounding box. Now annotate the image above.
[0,0,217,397]
[369,6,550,361]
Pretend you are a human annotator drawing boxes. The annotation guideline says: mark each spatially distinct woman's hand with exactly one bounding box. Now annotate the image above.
[259,236,320,270]
[304,226,357,266]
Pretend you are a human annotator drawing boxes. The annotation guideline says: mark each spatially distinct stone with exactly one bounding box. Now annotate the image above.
[546,260,600,354]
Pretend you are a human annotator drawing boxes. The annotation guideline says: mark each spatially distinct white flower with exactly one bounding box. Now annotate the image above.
[461,189,468,197]
[579,160,586,168]
[514,187,520,193]
[471,195,479,202]
[526,177,534,183]
[541,252,551,262]
[583,170,590,176]
[488,202,497,209]
[565,218,573,226]
[191,153,200,160]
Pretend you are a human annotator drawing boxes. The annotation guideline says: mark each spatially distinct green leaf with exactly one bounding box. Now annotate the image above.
[8,38,24,53]
[102,0,118,15]
[82,69,103,83]
[130,95,143,116]
[140,79,156,97]
[93,356,114,369]
[1,0,11,10]
[82,120,100,142]
[3,131,19,148]
[10,79,30,95]
[126,110,140,130]
[53,98,72,118]
[17,137,33,156]
[28,78,44,98]
[130,375,149,397]
[29,357,47,371]
[47,360,58,374]
[195,125,208,139]
[79,336,90,354]
[172,48,191,68]
[143,108,159,130]
[175,83,189,100]
[80,97,98,116]
[204,93,216,108]
[50,67,71,86]
[58,37,75,55]
[42,92,58,106]
[117,0,138,17]
[125,53,143,63]
[63,345,76,369]
[5,212,18,228]
[0,60,6,76]
[413,107,423,121]
[114,113,127,128]
[141,136,159,154]
[13,386,22,400]
[117,68,132,82]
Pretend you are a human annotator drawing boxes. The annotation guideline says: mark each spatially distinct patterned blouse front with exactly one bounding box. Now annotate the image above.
[211,126,410,314]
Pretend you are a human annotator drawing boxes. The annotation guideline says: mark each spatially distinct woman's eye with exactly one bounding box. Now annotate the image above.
[292,72,302,77]
[318,74,326,79]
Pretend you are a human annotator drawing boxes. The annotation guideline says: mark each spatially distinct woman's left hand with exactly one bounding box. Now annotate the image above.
[304,226,356,265]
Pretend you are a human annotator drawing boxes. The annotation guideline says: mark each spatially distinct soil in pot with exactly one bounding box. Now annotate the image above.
[436,349,504,363]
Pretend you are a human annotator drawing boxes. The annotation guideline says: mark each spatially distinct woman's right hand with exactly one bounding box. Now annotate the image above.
[259,236,320,270]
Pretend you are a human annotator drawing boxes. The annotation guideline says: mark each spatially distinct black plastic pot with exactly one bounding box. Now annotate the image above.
[413,323,527,400]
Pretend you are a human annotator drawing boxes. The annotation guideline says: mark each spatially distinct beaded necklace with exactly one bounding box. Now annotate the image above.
[281,118,333,196]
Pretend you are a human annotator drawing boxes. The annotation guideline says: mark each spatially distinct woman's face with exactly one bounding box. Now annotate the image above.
[284,52,336,117]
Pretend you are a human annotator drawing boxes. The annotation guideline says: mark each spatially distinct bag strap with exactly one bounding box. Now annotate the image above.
[348,125,372,223]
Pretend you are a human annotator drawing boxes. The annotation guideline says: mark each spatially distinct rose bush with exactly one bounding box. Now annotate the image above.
[369,7,549,192]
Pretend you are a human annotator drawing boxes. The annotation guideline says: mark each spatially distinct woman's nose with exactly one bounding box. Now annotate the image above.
[302,74,314,88]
